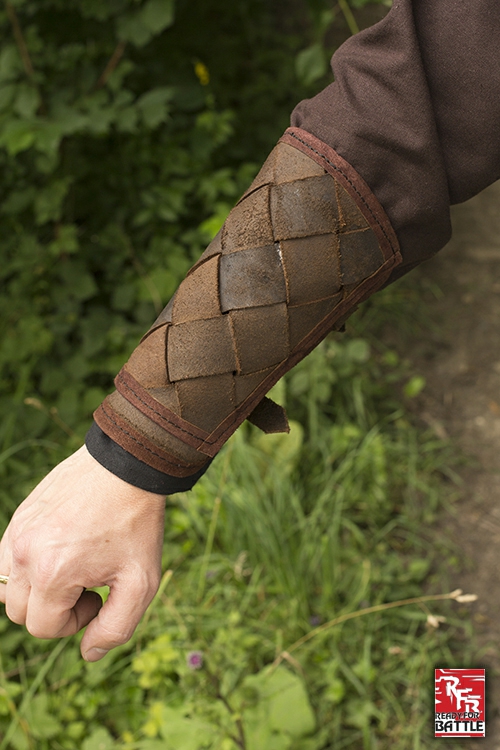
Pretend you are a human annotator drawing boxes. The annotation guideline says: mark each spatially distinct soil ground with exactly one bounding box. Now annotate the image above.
[387,182,500,748]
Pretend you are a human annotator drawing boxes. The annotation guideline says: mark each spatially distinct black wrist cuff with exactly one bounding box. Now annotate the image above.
[85,422,211,495]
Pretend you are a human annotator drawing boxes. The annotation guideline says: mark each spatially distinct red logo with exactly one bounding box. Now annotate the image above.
[435,668,485,737]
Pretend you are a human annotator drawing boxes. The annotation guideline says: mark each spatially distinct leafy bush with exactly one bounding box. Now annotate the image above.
[0,0,312,464]
[0,319,472,750]
[0,2,475,749]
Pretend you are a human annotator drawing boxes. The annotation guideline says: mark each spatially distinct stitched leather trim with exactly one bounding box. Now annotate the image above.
[94,400,203,476]
[115,368,209,449]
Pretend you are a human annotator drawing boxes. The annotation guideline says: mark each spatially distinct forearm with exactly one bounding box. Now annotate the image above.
[87,0,500,491]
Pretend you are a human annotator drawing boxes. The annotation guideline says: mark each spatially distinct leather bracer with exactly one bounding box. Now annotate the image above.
[94,128,402,477]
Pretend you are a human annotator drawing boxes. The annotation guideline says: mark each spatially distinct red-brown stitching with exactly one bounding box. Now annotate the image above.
[117,370,208,443]
[99,402,194,471]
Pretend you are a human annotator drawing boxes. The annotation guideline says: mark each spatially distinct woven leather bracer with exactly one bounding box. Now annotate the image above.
[94,128,402,477]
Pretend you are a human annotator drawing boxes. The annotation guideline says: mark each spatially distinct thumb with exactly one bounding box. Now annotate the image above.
[80,574,156,661]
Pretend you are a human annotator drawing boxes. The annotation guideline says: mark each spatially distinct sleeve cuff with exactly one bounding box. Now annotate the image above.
[85,422,212,495]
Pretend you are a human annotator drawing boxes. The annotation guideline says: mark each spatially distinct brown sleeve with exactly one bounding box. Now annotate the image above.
[292,0,500,283]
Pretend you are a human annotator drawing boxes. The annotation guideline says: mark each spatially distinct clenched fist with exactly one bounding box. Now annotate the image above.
[0,445,166,661]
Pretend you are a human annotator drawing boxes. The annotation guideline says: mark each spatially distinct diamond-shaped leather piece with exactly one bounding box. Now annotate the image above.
[234,366,275,405]
[281,233,341,306]
[219,245,287,312]
[176,374,235,433]
[288,294,343,350]
[168,316,237,381]
[125,326,168,388]
[337,187,369,231]
[230,303,289,374]
[222,186,274,252]
[340,229,384,285]
[271,175,339,240]
[172,255,221,324]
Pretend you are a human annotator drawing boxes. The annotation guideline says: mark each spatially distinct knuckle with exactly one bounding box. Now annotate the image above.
[101,623,135,648]
[33,552,62,589]
[11,534,33,568]
[128,566,161,603]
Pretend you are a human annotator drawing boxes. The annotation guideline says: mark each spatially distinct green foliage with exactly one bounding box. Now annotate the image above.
[0,303,470,749]
[0,0,315,478]
[404,375,426,399]
[0,1,470,749]
[296,42,328,87]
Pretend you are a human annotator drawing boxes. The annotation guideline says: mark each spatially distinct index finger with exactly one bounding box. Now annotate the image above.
[25,586,103,639]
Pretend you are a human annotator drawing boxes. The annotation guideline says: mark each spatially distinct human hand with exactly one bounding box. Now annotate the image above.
[0,445,166,661]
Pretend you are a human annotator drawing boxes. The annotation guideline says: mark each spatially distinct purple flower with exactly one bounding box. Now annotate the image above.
[187,650,203,670]
[309,615,322,627]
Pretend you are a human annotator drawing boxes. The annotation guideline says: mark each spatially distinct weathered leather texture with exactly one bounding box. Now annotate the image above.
[94,127,402,477]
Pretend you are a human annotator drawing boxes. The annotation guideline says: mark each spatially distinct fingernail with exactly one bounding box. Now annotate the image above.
[84,647,109,662]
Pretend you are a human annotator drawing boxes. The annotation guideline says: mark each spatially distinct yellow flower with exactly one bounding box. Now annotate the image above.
[195,61,210,86]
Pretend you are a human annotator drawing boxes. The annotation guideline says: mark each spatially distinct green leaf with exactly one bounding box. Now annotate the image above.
[141,0,176,34]
[7,724,30,750]
[34,177,73,225]
[324,677,346,704]
[115,105,139,132]
[51,103,89,136]
[0,119,36,155]
[1,187,36,215]
[57,260,98,301]
[158,706,216,749]
[266,669,316,738]
[117,0,175,47]
[80,0,117,20]
[0,45,22,82]
[14,84,40,118]
[346,338,370,363]
[137,87,174,129]
[137,268,178,304]
[345,698,380,729]
[295,43,328,86]
[0,83,16,111]
[199,203,231,240]
[242,667,316,744]
[25,694,62,739]
[81,727,115,750]
[403,375,426,398]
[33,121,64,156]
[117,15,153,47]
[48,223,79,257]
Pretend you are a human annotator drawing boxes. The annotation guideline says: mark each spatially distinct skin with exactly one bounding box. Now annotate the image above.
[0,445,166,662]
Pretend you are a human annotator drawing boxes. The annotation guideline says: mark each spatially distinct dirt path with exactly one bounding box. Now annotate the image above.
[389,182,500,747]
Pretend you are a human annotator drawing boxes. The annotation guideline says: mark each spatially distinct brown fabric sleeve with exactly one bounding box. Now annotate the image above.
[292,0,500,282]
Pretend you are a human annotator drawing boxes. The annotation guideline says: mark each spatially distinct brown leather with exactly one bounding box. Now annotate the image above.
[94,127,402,476]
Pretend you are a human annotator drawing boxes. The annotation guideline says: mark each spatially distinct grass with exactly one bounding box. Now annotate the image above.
[0,279,479,749]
